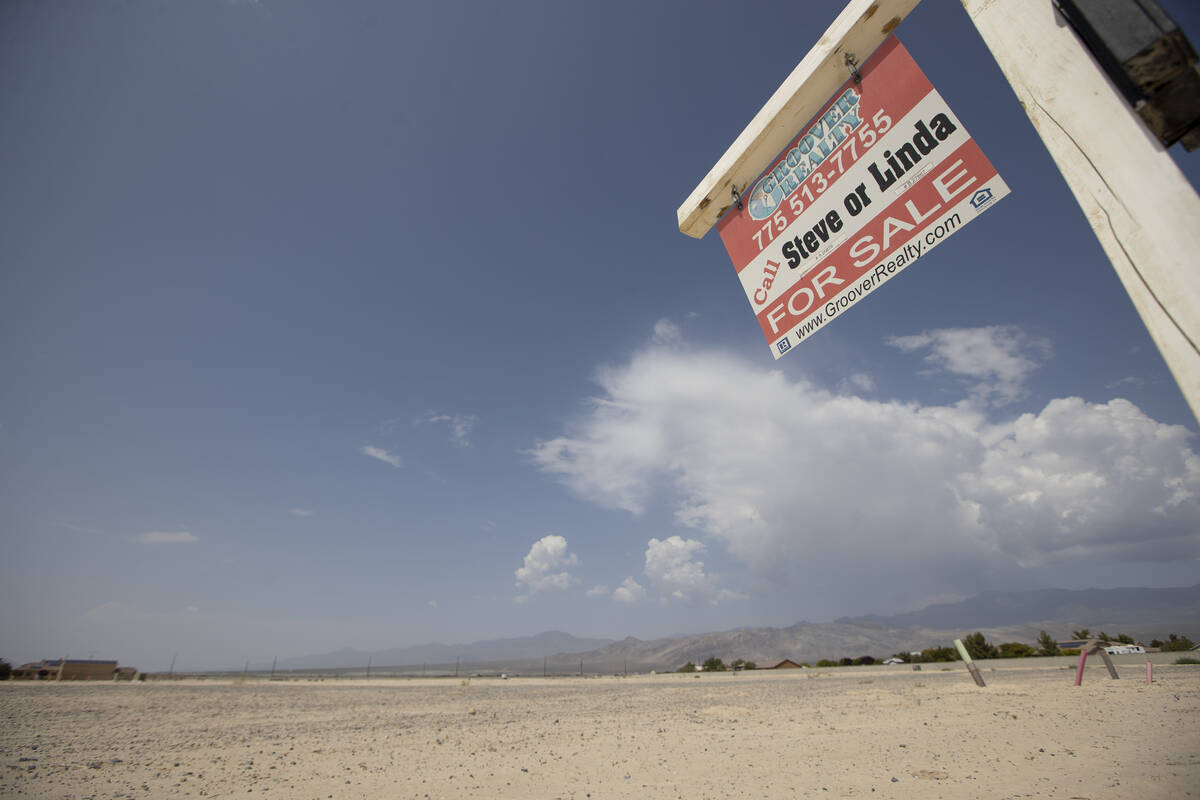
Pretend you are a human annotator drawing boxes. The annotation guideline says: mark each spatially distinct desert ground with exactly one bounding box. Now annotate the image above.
[2,658,1198,799]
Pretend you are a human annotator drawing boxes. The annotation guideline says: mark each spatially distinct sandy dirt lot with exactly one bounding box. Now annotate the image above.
[2,661,1198,799]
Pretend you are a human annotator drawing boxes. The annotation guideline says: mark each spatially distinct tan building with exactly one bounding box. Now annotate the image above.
[10,659,123,680]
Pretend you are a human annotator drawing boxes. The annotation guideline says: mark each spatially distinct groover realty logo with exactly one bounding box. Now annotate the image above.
[747,88,864,221]
[970,188,994,209]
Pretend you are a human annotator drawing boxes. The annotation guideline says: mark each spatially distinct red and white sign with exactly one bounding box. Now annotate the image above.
[717,37,1009,358]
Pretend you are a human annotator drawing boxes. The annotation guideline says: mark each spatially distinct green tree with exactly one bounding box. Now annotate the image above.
[1161,633,1197,652]
[962,632,999,660]
[839,657,854,667]
[1116,633,1135,645]
[701,657,727,672]
[677,661,696,673]
[1098,631,1113,643]
[743,661,757,670]
[1037,630,1060,656]
[854,656,876,666]
[0,659,10,680]
[815,659,839,667]
[917,646,959,663]
[1072,628,1091,640]
[998,642,1037,658]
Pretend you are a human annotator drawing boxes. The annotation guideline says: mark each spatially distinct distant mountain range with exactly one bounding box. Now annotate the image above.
[838,584,1200,629]
[270,630,614,671]
[264,584,1200,674]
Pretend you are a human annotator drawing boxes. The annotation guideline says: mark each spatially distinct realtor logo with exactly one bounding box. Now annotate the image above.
[970,188,994,209]
[777,338,792,354]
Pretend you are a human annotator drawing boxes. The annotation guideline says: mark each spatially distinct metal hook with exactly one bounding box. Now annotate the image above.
[731,184,744,210]
[845,53,862,84]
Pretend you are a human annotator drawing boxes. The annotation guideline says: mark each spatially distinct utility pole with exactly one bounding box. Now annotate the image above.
[963,0,1200,422]
[366,655,371,679]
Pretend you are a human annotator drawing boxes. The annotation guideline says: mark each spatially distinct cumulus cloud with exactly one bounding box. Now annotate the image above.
[360,444,402,467]
[887,325,1049,405]
[839,372,875,394]
[136,531,198,544]
[611,576,647,603]
[586,584,610,598]
[425,413,478,447]
[514,534,579,600]
[652,319,684,347]
[643,536,732,605]
[529,334,1200,608]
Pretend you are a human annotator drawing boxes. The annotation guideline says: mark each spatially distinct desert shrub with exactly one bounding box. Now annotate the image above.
[1061,648,1081,656]
[855,656,876,666]
[1175,657,1200,665]
[815,659,839,668]
[839,657,854,667]
[701,657,727,672]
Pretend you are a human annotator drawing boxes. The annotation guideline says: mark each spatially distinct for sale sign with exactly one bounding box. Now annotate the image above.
[717,37,1009,358]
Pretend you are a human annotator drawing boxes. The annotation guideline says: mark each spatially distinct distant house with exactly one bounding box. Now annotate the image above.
[10,659,124,681]
[770,659,804,669]
[1104,645,1145,655]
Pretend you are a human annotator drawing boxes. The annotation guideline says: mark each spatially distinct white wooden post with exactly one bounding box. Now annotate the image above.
[963,0,1200,424]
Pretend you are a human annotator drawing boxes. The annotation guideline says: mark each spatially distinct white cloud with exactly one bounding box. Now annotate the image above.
[586,584,610,598]
[61,522,104,534]
[288,508,315,518]
[136,531,198,544]
[425,413,478,447]
[611,576,647,603]
[514,534,579,599]
[839,372,875,394]
[652,319,684,347]
[360,444,402,467]
[643,536,724,604]
[887,325,1049,405]
[529,336,1200,606]
[427,600,439,609]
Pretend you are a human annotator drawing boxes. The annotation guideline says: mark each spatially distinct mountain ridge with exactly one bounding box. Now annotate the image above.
[267,584,1200,672]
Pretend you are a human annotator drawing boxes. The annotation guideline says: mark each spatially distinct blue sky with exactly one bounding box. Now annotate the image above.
[3,0,1200,671]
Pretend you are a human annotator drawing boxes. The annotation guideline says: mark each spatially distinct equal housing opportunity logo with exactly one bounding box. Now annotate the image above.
[970,187,994,209]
